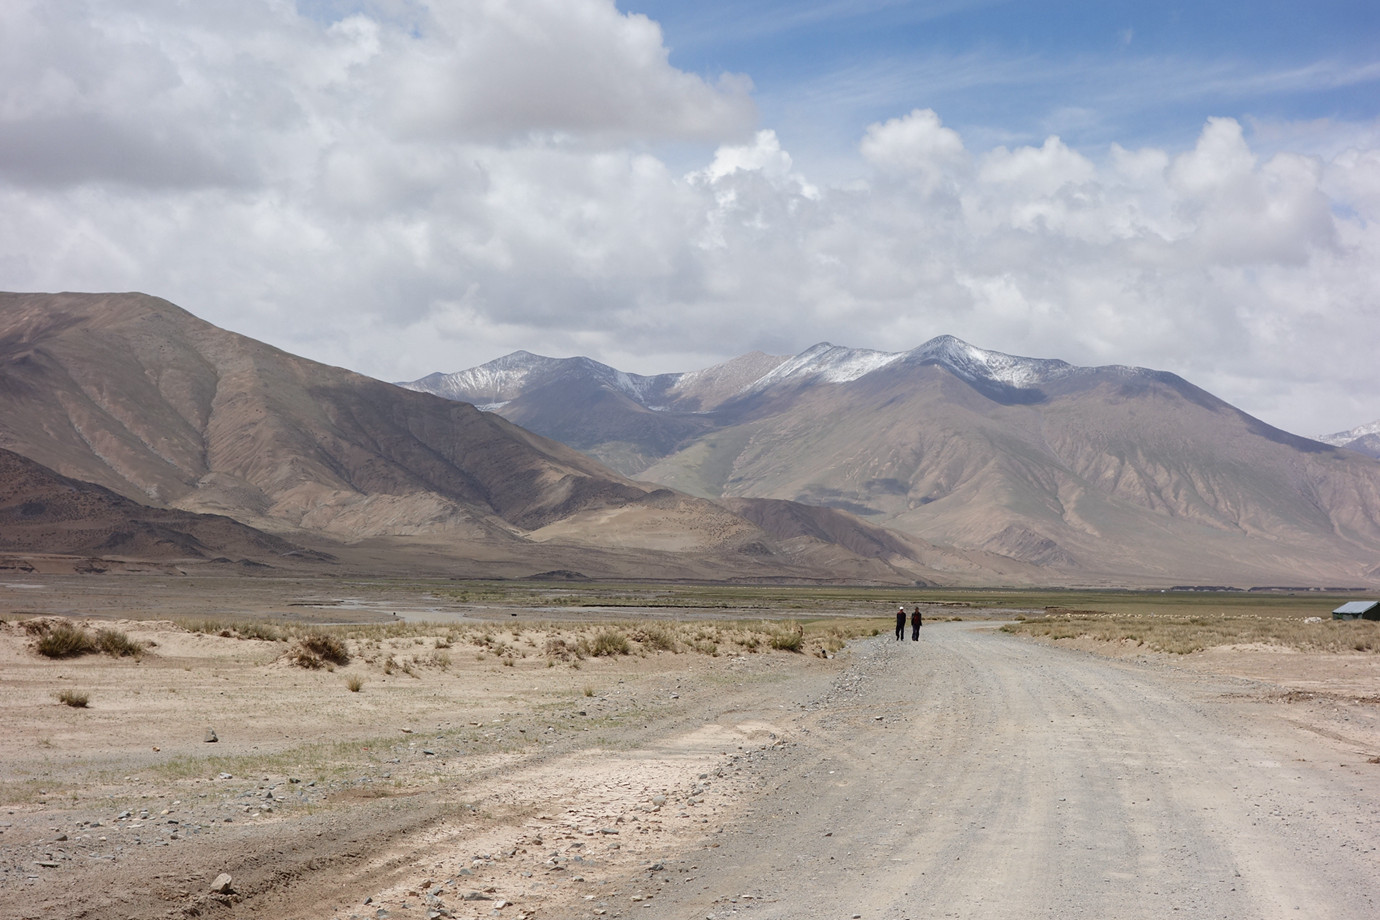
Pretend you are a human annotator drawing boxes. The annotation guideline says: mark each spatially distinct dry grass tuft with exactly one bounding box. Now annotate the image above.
[31,621,145,659]
[630,623,679,653]
[544,637,585,661]
[93,628,144,658]
[1004,609,1380,655]
[768,621,805,652]
[57,688,89,708]
[185,619,284,642]
[585,629,632,657]
[289,632,351,669]
[35,622,97,658]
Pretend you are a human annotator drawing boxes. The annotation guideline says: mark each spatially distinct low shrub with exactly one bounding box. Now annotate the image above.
[544,637,576,661]
[35,622,97,658]
[769,622,805,653]
[346,675,365,692]
[32,621,147,659]
[237,622,284,642]
[94,628,144,658]
[58,688,89,708]
[585,629,632,657]
[691,639,718,656]
[296,633,350,666]
[632,624,679,653]
[290,647,325,669]
[288,634,349,670]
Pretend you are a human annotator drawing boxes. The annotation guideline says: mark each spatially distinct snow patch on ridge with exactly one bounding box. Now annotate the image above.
[742,336,1089,395]
[749,343,905,390]
[401,351,682,406]
[1318,418,1380,446]
[611,367,664,402]
[400,351,561,401]
[908,335,1080,388]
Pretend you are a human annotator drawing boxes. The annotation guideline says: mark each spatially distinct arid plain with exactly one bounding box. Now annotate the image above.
[2,575,1378,920]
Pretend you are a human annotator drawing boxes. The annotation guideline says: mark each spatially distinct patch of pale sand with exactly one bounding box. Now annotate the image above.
[1029,633,1380,759]
[1209,641,1300,654]
[1032,635,1378,692]
[1186,645,1380,699]
[0,619,596,779]
[359,721,788,920]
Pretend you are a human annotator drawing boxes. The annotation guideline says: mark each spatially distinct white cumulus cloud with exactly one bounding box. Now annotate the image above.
[0,2,1376,438]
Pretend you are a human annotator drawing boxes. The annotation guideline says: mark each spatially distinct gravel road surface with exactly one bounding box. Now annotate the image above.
[620,623,1380,920]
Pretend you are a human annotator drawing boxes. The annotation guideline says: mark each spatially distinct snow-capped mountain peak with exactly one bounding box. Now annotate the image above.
[905,335,1080,388]
[1319,418,1380,445]
[741,336,1085,395]
[399,350,560,401]
[1316,418,1380,458]
[400,351,683,407]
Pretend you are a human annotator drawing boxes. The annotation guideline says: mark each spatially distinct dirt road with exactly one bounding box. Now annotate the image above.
[597,623,1380,920]
[4,616,1379,920]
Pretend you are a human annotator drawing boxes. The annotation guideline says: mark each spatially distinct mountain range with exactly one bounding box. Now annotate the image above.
[2,291,1376,587]
[0,293,937,583]
[403,339,1380,587]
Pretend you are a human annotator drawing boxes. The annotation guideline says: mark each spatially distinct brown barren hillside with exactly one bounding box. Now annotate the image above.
[0,293,651,538]
[646,354,1380,586]
[0,447,329,570]
[414,339,1380,588]
[0,293,938,583]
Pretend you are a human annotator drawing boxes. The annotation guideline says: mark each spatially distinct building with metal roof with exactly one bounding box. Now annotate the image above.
[1332,600,1380,620]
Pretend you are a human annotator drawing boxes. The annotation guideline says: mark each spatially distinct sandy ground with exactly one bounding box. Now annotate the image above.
[1,578,1378,919]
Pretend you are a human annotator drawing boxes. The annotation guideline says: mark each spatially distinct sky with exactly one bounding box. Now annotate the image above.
[1,1,1378,438]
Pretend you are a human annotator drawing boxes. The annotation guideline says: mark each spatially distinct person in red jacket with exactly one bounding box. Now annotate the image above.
[911,605,923,640]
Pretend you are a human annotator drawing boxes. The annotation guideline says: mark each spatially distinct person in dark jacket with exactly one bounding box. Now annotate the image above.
[895,606,906,641]
[911,605,923,640]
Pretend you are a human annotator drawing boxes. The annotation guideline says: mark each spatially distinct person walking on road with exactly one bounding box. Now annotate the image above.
[895,606,906,641]
[911,605,923,640]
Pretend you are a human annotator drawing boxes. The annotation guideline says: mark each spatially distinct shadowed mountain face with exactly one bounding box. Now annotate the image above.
[409,340,1380,587]
[0,447,328,568]
[0,293,935,583]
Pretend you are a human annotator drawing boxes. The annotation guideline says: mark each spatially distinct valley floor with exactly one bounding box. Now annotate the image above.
[1,579,1378,919]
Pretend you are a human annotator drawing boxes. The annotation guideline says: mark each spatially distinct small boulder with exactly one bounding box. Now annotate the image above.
[211,873,233,894]
[204,728,219,743]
